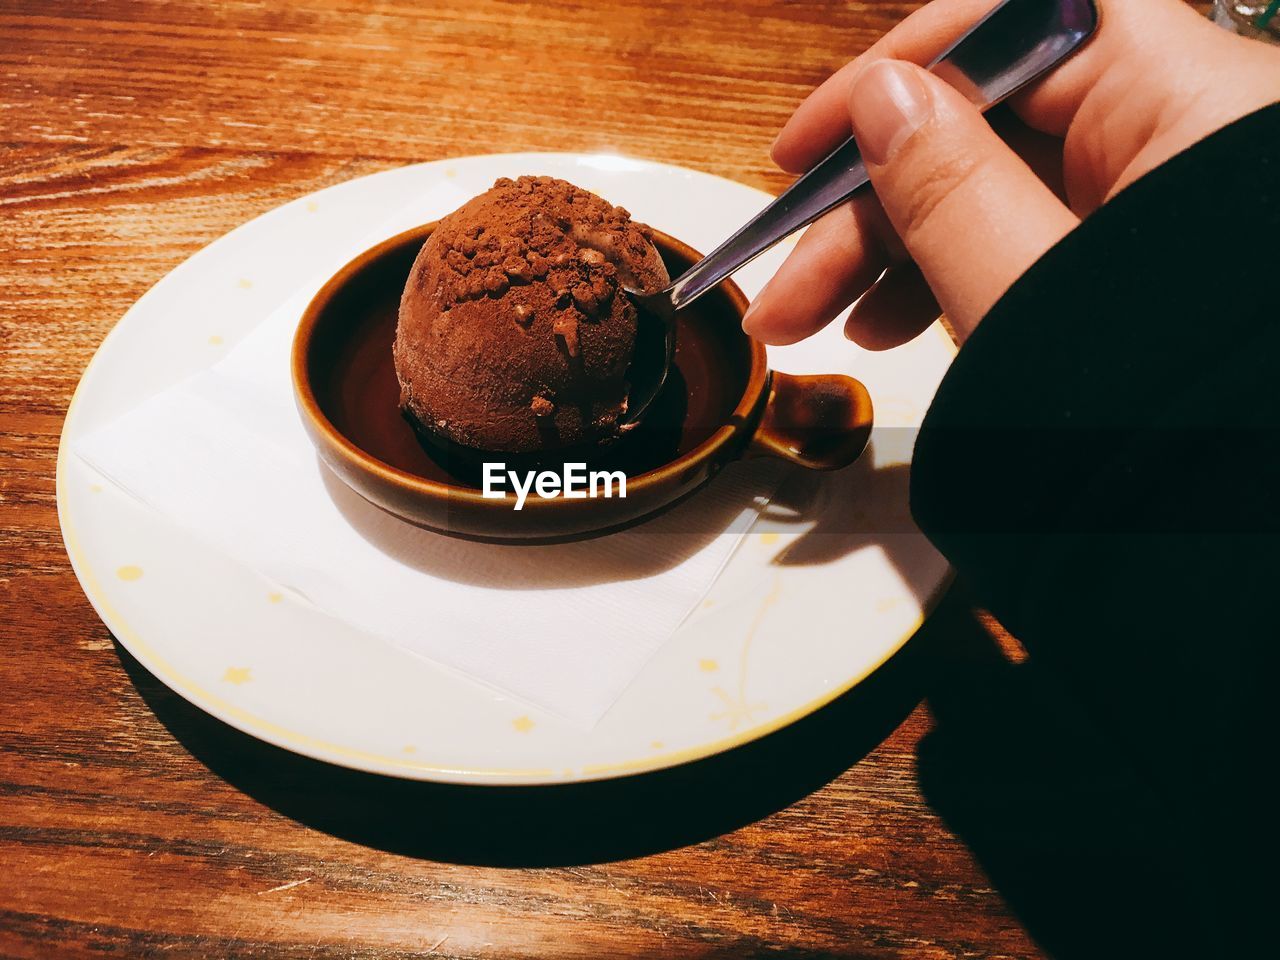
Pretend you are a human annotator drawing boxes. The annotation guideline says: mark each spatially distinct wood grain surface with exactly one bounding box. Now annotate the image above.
[0,2,1209,958]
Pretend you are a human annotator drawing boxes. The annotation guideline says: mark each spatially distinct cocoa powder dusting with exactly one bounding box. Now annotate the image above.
[393,175,670,453]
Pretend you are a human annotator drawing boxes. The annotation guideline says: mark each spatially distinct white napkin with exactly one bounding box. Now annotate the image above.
[76,198,778,728]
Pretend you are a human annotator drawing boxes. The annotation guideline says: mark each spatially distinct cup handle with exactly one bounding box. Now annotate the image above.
[747,371,874,471]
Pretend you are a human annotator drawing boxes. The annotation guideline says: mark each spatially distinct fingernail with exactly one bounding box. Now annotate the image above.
[741,298,761,335]
[848,60,933,166]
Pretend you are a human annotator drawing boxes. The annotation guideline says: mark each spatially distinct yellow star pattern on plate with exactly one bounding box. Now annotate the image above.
[876,596,907,614]
[116,565,142,581]
[698,658,719,672]
[710,686,766,731]
[222,666,252,685]
[511,715,535,733]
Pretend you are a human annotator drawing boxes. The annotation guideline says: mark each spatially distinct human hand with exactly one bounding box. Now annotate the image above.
[743,0,1280,348]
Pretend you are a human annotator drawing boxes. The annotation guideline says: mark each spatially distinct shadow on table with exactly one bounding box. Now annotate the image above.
[913,592,1205,960]
[116,585,1207,957]
[116,602,931,867]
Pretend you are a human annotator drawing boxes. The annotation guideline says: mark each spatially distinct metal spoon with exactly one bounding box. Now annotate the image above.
[622,0,1099,427]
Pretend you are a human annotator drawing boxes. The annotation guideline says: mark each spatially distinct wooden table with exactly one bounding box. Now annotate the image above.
[0,3,1204,957]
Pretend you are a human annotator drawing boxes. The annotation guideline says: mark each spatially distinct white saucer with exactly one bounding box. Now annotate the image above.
[58,152,954,784]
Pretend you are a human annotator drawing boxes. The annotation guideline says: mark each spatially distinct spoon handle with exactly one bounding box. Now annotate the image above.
[665,0,1099,312]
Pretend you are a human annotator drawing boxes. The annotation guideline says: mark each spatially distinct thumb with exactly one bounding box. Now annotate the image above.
[847,60,1079,339]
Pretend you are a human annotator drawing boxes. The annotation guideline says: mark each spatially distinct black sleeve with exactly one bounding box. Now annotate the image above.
[909,102,1280,936]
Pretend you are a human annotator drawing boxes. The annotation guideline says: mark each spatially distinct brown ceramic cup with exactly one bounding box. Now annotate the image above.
[292,223,873,541]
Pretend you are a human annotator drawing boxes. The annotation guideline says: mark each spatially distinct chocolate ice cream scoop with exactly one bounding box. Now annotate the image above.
[393,175,669,454]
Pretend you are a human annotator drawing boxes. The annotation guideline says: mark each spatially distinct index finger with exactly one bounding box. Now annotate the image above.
[772,0,999,174]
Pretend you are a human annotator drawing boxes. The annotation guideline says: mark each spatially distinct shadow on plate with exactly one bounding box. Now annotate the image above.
[765,446,915,565]
[755,439,942,607]
[317,435,926,593]
[317,453,742,590]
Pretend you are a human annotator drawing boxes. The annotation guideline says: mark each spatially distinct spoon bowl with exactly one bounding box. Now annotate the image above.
[619,285,678,430]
